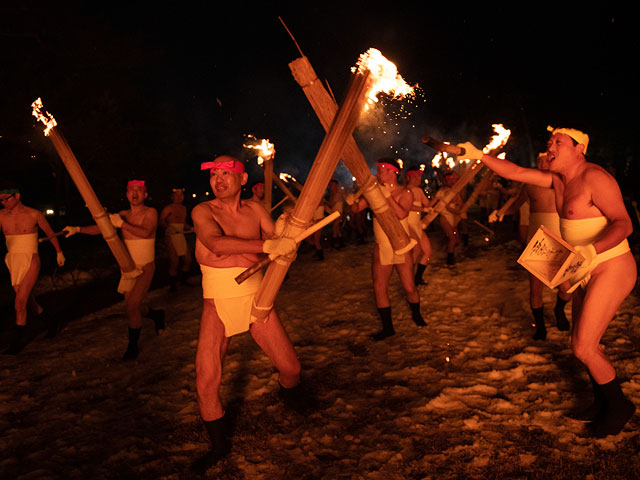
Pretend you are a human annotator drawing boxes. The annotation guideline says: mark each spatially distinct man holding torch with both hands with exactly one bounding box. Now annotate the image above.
[189,155,309,473]
[457,127,636,438]
[64,179,165,360]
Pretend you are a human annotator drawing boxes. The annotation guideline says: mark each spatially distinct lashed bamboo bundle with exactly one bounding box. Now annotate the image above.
[250,69,372,321]
[289,56,414,255]
[459,169,496,216]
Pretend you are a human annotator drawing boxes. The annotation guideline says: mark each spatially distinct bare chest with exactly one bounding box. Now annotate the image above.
[0,211,38,235]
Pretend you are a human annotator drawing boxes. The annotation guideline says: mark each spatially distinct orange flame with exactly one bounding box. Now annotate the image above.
[279,172,298,184]
[351,48,417,110]
[482,124,511,154]
[31,98,57,136]
[243,135,275,165]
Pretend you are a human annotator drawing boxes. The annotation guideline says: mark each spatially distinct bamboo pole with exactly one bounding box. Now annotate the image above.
[273,175,298,203]
[263,157,274,211]
[459,170,496,216]
[250,69,372,321]
[31,99,138,277]
[289,56,414,255]
[495,182,524,219]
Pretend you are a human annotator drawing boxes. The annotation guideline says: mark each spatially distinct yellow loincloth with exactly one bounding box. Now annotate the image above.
[560,216,631,292]
[117,238,156,293]
[166,223,188,256]
[519,200,530,226]
[373,217,410,265]
[4,233,38,286]
[200,264,264,337]
[527,211,560,242]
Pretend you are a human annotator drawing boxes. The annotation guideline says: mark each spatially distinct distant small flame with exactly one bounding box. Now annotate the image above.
[482,124,511,153]
[31,98,57,136]
[431,152,443,169]
[279,172,298,183]
[243,134,275,165]
[419,164,426,171]
[397,158,404,170]
[351,48,416,110]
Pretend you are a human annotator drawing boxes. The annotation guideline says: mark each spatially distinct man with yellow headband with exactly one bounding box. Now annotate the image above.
[1,185,65,354]
[64,179,164,360]
[160,187,192,292]
[458,126,636,438]
[348,158,425,341]
[190,155,305,473]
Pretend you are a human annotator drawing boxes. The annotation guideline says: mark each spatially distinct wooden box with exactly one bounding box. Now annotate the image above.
[517,225,584,289]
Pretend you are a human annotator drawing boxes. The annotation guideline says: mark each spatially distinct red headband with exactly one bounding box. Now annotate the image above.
[127,180,145,189]
[201,160,245,173]
[377,162,399,173]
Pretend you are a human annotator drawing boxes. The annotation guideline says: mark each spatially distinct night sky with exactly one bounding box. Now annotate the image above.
[2,3,638,215]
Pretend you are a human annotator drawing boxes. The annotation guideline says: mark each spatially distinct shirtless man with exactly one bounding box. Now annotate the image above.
[434,171,465,265]
[491,153,571,340]
[458,127,636,437]
[160,188,192,292]
[348,158,425,341]
[190,156,305,472]
[248,180,265,204]
[64,180,164,360]
[405,166,433,285]
[1,186,65,354]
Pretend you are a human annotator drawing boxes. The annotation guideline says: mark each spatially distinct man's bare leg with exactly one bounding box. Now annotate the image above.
[571,254,637,436]
[529,274,546,340]
[396,254,425,326]
[122,263,156,359]
[4,256,40,354]
[167,242,179,291]
[372,247,396,340]
[414,232,432,285]
[192,299,230,472]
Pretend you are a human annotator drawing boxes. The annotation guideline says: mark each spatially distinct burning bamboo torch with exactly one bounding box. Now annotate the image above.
[248,50,415,321]
[288,50,416,255]
[421,124,511,228]
[244,135,275,211]
[31,98,139,278]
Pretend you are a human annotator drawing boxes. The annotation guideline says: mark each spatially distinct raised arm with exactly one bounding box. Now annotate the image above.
[457,142,553,188]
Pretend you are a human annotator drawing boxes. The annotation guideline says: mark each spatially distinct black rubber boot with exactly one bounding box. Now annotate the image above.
[372,307,395,341]
[190,416,230,474]
[409,301,426,327]
[414,263,427,285]
[589,377,636,438]
[446,252,455,265]
[278,382,317,413]
[2,325,27,355]
[312,248,324,261]
[554,295,570,331]
[532,307,546,340]
[568,372,605,422]
[148,308,165,335]
[122,327,141,360]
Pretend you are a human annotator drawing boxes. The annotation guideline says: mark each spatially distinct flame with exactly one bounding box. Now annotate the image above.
[396,158,404,170]
[431,152,443,169]
[279,172,298,183]
[31,98,57,136]
[243,134,275,164]
[419,164,426,171]
[351,48,416,110]
[482,124,511,153]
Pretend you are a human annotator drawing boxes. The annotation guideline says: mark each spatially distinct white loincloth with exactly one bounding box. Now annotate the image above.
[373,217,410,265]
[527,211,560,242]
[117,238,156,293]
[560,216,631,292]
[166,223,188,256]
[200,264,264,337]
[519,200,530,226]
[4,233,38,286]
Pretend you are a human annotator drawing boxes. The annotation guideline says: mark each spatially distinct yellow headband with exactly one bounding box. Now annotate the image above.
[547,126,589,154]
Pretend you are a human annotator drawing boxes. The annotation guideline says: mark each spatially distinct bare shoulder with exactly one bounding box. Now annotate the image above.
[191,200,215,219]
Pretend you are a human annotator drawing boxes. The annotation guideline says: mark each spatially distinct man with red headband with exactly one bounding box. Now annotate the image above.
[458,126,636,438]
[405,166,434,285]
[348,158,425,341]
[248,180,265,205]
[160,188,192,292]
[190,155,304,472]
[64,179,164,360]
[1,184,65,354]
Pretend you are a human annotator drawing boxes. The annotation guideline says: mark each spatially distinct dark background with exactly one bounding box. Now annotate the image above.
[2,2,638,220]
